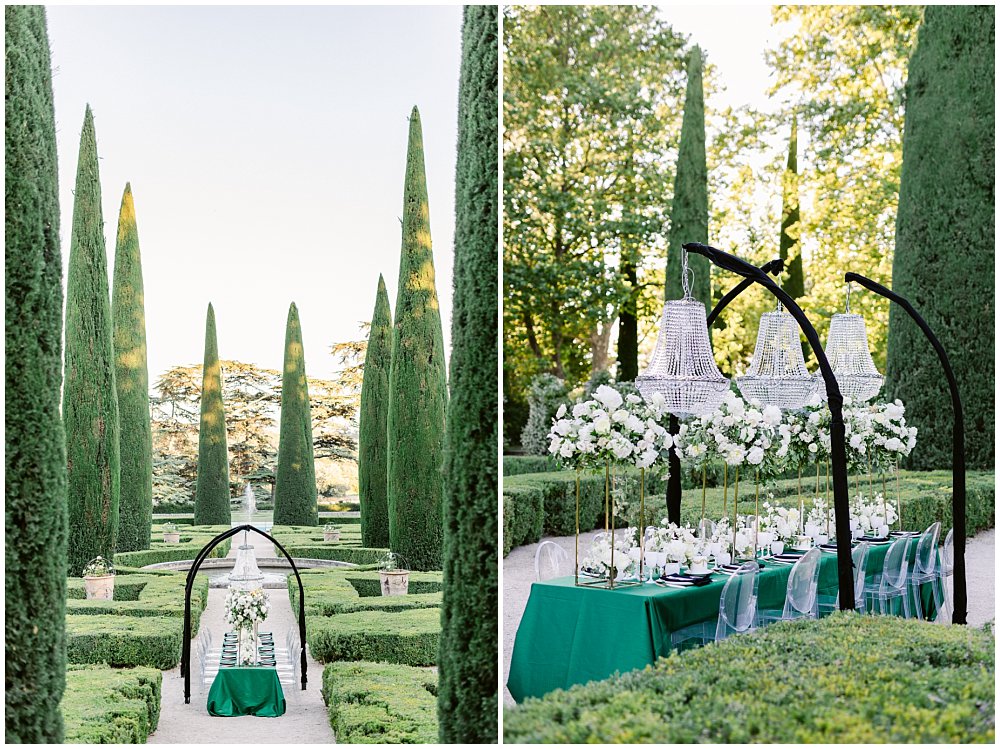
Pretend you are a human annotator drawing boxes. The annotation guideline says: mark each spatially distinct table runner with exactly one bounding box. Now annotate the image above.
[207,667,286,717]
[508,539,937,702]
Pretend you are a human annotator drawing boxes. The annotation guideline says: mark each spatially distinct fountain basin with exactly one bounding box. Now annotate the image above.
[142,557,354,588]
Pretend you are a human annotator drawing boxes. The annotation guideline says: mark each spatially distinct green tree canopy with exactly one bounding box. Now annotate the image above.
[63,105,121,576]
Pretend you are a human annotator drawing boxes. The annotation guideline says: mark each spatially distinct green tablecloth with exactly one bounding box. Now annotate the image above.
[207,667,286,717]
[508,540,938,702]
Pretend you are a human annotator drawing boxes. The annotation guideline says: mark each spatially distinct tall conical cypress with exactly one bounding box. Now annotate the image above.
[359,275,392,548]
[273,303,318,526]
[438,6,499,742]
[5,6,68,740]
[779,115,804,300]
[112,183,152,551]
[193,303,231,525]
[63,105,121,576]
[665,46,710,308]
[387,107,449,571]
[886,5,995,469]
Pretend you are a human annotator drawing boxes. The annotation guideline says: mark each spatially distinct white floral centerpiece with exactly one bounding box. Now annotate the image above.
[581,533,638,581]
[224,587,270,665]
[849,492,899,538]
[759,500,802,546]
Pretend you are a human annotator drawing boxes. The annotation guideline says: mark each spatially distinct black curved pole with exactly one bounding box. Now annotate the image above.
[665,259,785,524]
[845,272,967,625]
[683,242,855,610]
[181,524,309,704]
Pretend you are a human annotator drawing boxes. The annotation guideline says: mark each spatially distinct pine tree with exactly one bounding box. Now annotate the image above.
[359,275,392,548]
[438,6,499,742]
[5,6,68,740]
[193,303,231,524]
[886,5,994,469]
[665,46,710,308]
[273,303,318,525]
[63,105,121,576]
[387,107,449,571]
[779,115,805,300]
[112,183,152,551]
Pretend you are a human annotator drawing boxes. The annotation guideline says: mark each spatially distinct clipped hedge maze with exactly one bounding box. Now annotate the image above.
[62,665,162,744]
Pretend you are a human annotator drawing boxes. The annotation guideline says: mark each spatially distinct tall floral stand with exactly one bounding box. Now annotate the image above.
[238,622,260,666]
[575,462,642,590]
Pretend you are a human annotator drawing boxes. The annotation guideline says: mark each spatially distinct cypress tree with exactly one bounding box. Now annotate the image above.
[779,115,805,300]
[359,275,392,548]
[5,6,68,740]
[886,5,994,469]
[438,6,499,742]
[193,303,231,525]
[273,303,318,525]
[387,107,449,571]
[665,46,710,308]
[63,105,121,576]
[112,183,152,551]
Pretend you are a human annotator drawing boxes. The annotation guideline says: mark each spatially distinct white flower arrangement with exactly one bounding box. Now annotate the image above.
[224,587,270,632]
[849,492,898,536]
[758,500,802,543]
[647,522,701,563]
[548,385,673,470]
[582,532,638,580]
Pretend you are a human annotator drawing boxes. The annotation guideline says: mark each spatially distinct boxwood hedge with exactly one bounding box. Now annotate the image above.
[504,613,996,743]
[62,665,161,744]
[65,615,183,670]
[321,661,438,743]
[288,567,442,617]
[65,572,209,632]
[114,524,232,568]
[504,455,560,477]
[309,608,441,666]
[502,469,995,556]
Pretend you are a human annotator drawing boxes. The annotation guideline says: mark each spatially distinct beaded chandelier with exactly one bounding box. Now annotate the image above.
[822,285,884,402]
[736,301,818,409]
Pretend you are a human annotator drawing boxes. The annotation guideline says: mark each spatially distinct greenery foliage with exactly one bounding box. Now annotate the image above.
[359,275,392,547]
[309,608,441,666]
[321,662,438,744]
[193,304,231,525]
[387,107,449,571]
[886,5,995,470]
[440,9,499,740]
[64,105,121,576]
[665,46,710,308]
[520,374,568,455]
[274,303,319,525]
[503,455,560,477]
[4,6,69,741]
[112,183,153,553]
[65,615,184,670]
[778,116,804,301]
[62,665,161,744]
[504,614,996,743]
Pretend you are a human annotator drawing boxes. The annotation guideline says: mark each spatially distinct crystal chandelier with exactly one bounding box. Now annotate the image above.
[821,284,884,402]
[635,250,729,417]
[736,300,818,409]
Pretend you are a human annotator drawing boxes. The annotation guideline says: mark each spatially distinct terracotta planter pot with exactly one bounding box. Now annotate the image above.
[379,569,409,596]
[84,574,115,600]
[162,532,181,544]
[323,530,341,542]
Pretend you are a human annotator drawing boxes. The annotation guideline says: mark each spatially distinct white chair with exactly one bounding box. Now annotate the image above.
[864,535,912,617]
[534,540,570,581]
[758,548,822,625]
[818,542,869,615]
[671,561,759,651]
[906,522,941,619]
[934,527,955,621]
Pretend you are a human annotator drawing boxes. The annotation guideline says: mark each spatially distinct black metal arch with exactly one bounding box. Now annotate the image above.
[181,524,308,704]
[845,271,967,625]
[682,242,855,610]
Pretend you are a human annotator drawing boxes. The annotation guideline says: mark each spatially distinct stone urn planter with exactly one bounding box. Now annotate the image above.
[82,556,115,600]
[323,527,341,542]
[380,569,409,596]
[162,522,180,543]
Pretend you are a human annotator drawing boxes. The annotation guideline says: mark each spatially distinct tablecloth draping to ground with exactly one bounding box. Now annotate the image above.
[207,667,286,717]
[508,539,937,702]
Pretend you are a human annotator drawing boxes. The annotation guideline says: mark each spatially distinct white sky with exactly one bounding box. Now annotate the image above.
[47,5,462,388]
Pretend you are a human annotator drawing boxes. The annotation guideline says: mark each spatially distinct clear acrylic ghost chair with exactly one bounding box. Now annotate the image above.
[534,540,571,581]
[934,527,954,621]
[863,535,911,617]
[817,542,869,616]
[698,518,716,540]
[758,548,822,625]
[906,522,941,619]
[671,561,759,652]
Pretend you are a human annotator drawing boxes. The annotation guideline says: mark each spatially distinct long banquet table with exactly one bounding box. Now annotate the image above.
[507,540,938,702]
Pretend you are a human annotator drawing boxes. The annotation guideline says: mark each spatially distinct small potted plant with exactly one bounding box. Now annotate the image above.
[162,522,181,544]
[322,522,341,542]
[82,556,116,600]
[378,551,409,596]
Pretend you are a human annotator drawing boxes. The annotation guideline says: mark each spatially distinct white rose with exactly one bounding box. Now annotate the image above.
[594,415,612,434]
[572,402,590,418]
[556,403,567,419]
[594,385,624,410]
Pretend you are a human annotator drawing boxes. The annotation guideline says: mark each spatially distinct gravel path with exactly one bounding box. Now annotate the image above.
[502,526,995,706]
[149,536,335,743]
